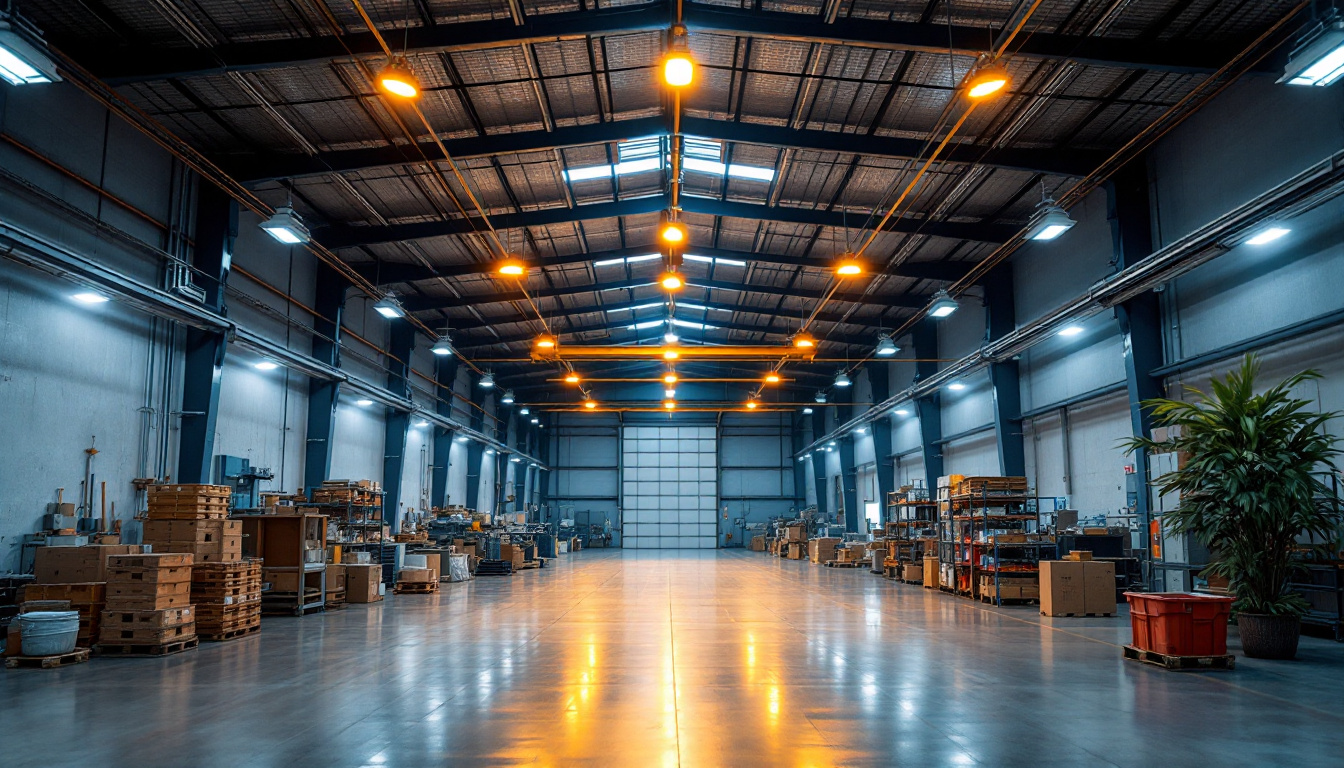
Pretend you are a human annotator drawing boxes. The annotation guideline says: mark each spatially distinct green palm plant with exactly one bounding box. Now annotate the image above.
[1124,354,1342,617]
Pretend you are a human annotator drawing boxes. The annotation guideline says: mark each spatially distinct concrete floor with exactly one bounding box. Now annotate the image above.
[4,550,1343,767]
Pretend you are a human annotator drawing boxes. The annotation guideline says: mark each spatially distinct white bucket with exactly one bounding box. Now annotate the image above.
[403,554,428,569]
[19,611,80,656]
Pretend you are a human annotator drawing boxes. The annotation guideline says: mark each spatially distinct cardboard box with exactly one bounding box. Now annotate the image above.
[846,543,867,560]
[263,569,303,593]
[923,557,940,588]
[342,551,373,564]
[1066,550,1094,561]
[786,542,806,560]
[749,536,765,552]
[34,545,143,584]
[1082,560,1116,614]
[326,564,347,592]
[397,567,434,583]
[903,562,923,582]
[412,551,443,581]
[345,564,383,603]
[808,537,841,563]
[784,525,807,542]
[1040,561,1086,616]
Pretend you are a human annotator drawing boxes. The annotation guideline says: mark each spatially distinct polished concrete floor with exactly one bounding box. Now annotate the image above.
[4,550,1343,767]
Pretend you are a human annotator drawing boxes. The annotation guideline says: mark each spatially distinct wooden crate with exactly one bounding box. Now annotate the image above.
[100,606,194,630]
[107,564,192,584]
[106,553,193,571]
[106,581,193,610]
[23,582,106,605]
[99,621,195,645]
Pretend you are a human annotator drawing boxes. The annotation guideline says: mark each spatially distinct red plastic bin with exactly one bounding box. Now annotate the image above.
[1125,592,1235,656]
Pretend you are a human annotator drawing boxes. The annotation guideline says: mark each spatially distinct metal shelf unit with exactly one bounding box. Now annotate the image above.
[938,490,1055,602]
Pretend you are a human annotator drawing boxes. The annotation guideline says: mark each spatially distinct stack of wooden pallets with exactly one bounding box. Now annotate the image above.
[96,553,198,657]
[142,484,241,563]
[191,559,262,641]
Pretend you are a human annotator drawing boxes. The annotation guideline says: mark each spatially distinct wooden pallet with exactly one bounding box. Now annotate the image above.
[5,648,91,669]
[199,623,261,642]
[824,560,863,568]
[1042,611,1115,618]
[981,595,1040,606]
[1123,644,1235,671]
[95,636,199,657]
[393,582,439,594]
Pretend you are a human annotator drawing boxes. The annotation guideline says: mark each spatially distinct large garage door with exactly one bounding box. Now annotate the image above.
[621,425,717,549]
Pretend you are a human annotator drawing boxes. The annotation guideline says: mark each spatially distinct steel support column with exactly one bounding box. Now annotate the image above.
[810,408,829,520]
[381,322,415,533]
[912,319,944,492]
[177,183,235,484]
[836,384,860,533]
[1109,160,1163,552]
[791,412,808,510]
[464,377,486,512]
[867,363,894,523]
[429,355,459,509]
[985,267,1026,476]
[303,263,349,492]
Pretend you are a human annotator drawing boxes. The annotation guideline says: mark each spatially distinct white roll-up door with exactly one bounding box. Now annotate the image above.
[621,425,718,549]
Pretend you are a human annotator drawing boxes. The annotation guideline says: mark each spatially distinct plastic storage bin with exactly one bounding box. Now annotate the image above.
[1125,592,1234,656]
[18,611,81,656]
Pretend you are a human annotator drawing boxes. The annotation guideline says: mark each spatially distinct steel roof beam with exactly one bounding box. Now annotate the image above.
[226,115,1099,183]
[315,194,1014,248]
[355,244,963,285]
[71,2,1240,84]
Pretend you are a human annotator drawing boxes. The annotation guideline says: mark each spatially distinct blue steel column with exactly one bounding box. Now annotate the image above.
[1109,160,1163,553]
[835,383,860,533]
[304,263,348,492]
[986,267,1026,476]
[381,322,414,533]
[867,363,894,523]
[464,375,486,512]
[791,410,808,511]
[810,408,829,519]
[177,183,235,484]
[430,354,459,509]
[535,420,551,515]
[912,318,944,492]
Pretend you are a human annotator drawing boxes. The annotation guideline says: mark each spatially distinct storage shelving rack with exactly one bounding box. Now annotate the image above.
[238,513,328,616]
[938,478,1056,604]
[885,489,938,576]
[310,484,385,547]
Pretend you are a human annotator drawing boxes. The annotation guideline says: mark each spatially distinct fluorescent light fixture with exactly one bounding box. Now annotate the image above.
[619,137,661,161]
[663,330,680,343]
[1280,19,1344,87]
[415,419,430,427]
[485,449,496,456]
[1245,227,1290,245]
[875,333,899,357]
[929,289,958,318]
[834,371,851,388]
[520,407,530,416]
[479,372,495,389]
[1058,325,1085,337]
[0,19,60,86]
[608,301,665,312]
[628,320,664,330]
[510,456,522,463]
[684,136,722,161]
[894,408,910,416]
[665,388,677,398]
[676,302,731,313]
[431,333,454,356]
[594,253,660,267]
[683,255,748,267]
[71,292,109,304]
[456,436,469,442]
[614,157,662,176]
[815,392,827,404]
[727,164,776,182]
[501,390,515,405]
[947,382,966,391]
[355,398,374,406]
[564,165,612,182]
[254,361,279,371]
[259,206,311,245]
[563,154,663,183]
[802,407,813,414]
[671,319,719,331]
[373,293,405,319]
[798,456,807,462]
[856,427,867,435]
[827,441,837,447]
[531,417,540,424]
[1024,201,1076,241]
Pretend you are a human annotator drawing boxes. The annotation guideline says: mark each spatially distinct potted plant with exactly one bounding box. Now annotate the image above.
[1125,355,1342,659]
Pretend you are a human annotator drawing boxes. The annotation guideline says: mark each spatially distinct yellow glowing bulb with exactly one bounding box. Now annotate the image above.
[793,334,816,349]
[663,373,678,385]
[967,65,1010,99]
[765,373,780,384]
[565,373,580,384]
[663,348,679,360]
[584,399,597,410]
[377,57,420,99]
[835,259,864,277]
[746,400,758,410]
[660,222,687,244]
[660,272,684,291]
[380,75,417,98]
[664,55,694,87]
[663,400,676,410]
[534,335,556,350]
[496,258,526,277]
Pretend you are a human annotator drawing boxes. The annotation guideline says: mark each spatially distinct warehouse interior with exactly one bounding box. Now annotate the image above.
[2,0,1344,764]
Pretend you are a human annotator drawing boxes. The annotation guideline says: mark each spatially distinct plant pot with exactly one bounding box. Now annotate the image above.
[1237,613,1301,660]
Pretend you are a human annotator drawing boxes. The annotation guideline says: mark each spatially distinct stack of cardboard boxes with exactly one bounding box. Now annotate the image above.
[783,524,807,559]
[97,553,197,655]
[142,484,240,563]
[25,544,147,648]
[1040,560,1116,617]
[808,537,840,564]
[339,551,384,603]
